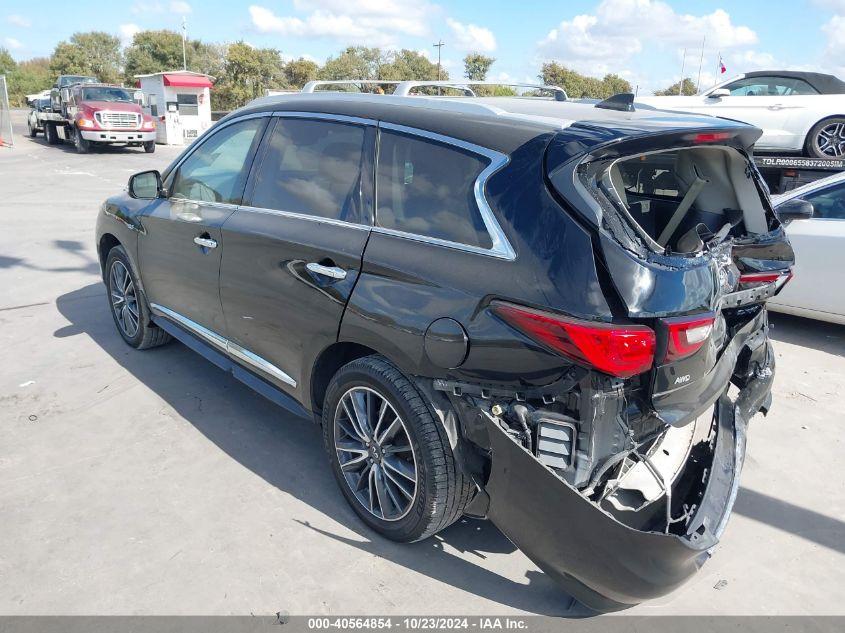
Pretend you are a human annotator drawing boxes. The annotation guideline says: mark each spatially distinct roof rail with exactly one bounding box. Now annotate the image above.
[393,80,567,101]
[301,80,402,93]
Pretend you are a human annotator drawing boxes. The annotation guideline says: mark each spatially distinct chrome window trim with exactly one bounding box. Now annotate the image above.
[375,122,516,261]
[237,205,370,231]
[271,111,376,126]
[149,303,297,388]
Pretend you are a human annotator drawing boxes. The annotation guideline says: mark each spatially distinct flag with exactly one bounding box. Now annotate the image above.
[719,55,727,74]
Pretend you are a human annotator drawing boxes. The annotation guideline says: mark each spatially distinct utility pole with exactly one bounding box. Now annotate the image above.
[696,35,706,94]
[679,47,686,95]
[181,16,188,71]
[433,40,444,81]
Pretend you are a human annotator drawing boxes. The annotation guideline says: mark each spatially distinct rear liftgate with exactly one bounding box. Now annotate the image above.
[447,136,792,610]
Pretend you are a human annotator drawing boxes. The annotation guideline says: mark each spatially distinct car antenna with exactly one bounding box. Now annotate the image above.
[595,93,636,112]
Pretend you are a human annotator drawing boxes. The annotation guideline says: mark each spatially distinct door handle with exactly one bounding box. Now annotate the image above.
[768,104,784,110]
[306,262,347,280]
[193,236,218,249]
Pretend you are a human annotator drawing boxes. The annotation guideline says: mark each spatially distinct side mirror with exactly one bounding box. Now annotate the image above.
[776,198,814,224]
[129,170,163,199]
[707,88,730,98]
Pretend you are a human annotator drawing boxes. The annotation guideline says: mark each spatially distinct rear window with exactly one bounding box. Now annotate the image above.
[376,130,493,249]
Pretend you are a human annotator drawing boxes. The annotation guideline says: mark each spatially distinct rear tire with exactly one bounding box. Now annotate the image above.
[805,117,845,159]
[44,123,59,145]
[143,140,156,153]
[322,355,473,543]
[104,246,171,350]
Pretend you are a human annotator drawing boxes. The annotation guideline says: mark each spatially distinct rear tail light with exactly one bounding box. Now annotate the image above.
[663,314,716,362]
[492,302,655,378]
[689,131,733,143]
[739,268,793,289]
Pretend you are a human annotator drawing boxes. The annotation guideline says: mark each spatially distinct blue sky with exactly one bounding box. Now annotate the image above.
[3,0,845,93]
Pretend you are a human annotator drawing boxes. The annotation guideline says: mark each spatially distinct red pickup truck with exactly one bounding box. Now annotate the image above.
[39,82,157,153]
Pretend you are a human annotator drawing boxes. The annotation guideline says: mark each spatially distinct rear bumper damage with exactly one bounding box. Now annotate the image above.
[434,331,775,611]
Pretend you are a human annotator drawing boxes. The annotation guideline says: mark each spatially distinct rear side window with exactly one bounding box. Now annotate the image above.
[250,118,366,223]
[723,76,819,96]
[376,130,493,249]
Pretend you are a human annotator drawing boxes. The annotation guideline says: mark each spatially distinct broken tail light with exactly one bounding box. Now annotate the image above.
[492,302,656,378]
[663,313,716,362]
[739,269,793,288]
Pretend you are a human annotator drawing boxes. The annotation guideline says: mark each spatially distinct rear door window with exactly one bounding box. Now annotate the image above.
[723,76,819,96]
[248,117,366,223]
[376,130,493,249]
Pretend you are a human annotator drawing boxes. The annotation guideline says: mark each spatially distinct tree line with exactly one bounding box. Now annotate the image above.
[1,29,676,110]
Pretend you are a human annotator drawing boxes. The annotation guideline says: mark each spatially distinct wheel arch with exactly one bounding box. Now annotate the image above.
[309,341,380,416]
[98,233,122,279]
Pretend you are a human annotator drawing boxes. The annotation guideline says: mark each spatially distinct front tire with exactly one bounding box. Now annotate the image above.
[143,140,156,153]
[805,117,845,159]
[74,128,90,154]
[322,355,473,543]
[28,120,37,137]
[104,246,171,350]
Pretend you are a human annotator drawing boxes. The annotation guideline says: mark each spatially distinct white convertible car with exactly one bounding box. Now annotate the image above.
[769,172,845,324]
[639,71,845,158]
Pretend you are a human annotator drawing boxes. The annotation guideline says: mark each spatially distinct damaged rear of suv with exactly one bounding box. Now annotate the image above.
[98,90,794,613]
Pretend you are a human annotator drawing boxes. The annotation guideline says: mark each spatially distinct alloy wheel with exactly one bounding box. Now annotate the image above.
[816,122,845,157]
[109,260,140,338]
[333,386,418,521]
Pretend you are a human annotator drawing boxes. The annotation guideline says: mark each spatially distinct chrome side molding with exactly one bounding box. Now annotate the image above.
[149,303,297,388]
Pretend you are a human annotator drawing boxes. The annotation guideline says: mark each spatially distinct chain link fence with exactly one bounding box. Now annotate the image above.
[0,75,14,147]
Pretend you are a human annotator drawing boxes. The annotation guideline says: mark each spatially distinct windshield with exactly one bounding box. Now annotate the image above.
[60,76,97,87]
[80,87,133,102]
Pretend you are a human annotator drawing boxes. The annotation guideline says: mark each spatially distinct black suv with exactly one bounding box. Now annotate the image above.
[96,91,795,611]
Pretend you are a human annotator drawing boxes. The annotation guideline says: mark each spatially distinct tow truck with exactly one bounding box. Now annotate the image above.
[35,79,157,153]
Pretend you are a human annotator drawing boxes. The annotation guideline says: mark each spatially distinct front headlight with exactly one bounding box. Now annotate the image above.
[77,118,96,129]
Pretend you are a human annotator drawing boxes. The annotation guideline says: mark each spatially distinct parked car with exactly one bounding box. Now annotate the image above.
[26,98,51,137]
[768,172,845,324]
[638,71,845,158]
[95,91,794,611]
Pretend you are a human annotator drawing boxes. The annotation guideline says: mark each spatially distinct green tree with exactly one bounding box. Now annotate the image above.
[463,53,495,81]
[7,57,52,106]
[539,62,632,99]
[654,77,697,96]
[213,41,287,110]
[50,32,121,83]
[124,30,185,81]
[318,47,389,82]
[0,47,16,76]
[381,49,441,80]
[284,58,319,88]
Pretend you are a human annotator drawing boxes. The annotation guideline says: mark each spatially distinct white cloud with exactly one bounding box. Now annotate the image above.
[538,0,756,76]
[248,1,432,48]
[119,23,142,46]
[821,14,845,75]
[4,37,23,50]
[170,1,192,14]
[131,1,164,14]
[446,18,496,53]
[6,14,31,28]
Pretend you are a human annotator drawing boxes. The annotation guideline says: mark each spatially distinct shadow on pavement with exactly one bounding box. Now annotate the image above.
[769,312,845,358]
[54,282,586,617]
[735,487,845,555]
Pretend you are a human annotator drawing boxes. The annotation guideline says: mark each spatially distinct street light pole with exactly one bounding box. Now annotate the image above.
[433,40,444,81]
[181,16,187,71]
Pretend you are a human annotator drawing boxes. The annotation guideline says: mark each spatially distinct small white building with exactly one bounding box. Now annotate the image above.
[135,71,214,145]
